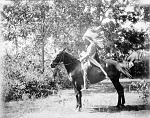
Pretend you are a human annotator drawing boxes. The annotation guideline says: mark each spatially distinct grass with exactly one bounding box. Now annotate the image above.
[2,82,150,118]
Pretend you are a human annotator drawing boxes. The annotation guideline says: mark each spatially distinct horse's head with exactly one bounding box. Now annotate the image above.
[51,48,66,68]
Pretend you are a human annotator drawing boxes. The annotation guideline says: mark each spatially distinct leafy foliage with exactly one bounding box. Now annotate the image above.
[1,0,150,102]
[130,59,149,78]
[2,40,57,101]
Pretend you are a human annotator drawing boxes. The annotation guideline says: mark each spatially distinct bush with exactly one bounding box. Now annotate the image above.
[131,80,150,104]
[52,65,73,89]
[2,54,58,102]
[3,75,58,102]
[2,51,73,102]
[130,59,149,78]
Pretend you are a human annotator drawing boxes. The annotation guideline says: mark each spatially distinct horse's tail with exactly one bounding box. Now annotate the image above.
[105,59,132,79]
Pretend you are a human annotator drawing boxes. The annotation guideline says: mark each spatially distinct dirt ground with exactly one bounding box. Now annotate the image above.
[2,84,150,118]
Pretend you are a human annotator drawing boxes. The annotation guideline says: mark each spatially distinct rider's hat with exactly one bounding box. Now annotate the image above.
[83,28,104,48]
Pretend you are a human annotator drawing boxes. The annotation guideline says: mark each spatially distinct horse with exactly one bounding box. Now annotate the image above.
[51,49,132,111]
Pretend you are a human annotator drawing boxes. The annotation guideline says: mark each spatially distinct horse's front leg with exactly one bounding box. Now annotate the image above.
[77,90,82,111]
[73,82,82,112]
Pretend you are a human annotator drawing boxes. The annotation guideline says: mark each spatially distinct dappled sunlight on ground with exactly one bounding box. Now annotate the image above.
[3,85,150,118]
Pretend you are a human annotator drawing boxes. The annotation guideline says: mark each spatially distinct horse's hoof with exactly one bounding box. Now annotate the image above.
[75,107,82,112]
[116,105,121,109]
[116,104,125,109]
[121,104,125,108]
[75,106,78,110]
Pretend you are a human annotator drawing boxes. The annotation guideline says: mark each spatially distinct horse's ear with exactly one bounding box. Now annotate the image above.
[62,48,66,52]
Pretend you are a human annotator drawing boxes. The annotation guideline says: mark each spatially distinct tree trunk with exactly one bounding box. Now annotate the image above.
[42,38,45,73]
[15,38,18,55]
[41,8,46,73]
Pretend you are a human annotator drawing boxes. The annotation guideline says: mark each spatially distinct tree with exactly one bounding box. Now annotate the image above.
[2,0,149,69]
[94,0,149,56]
[1,0,56,73]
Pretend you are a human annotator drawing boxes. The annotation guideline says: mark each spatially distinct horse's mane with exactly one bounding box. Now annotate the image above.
[62,51,80,73]
[63,51,80,63]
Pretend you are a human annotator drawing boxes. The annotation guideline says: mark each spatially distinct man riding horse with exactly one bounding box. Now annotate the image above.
[80,28,109,91]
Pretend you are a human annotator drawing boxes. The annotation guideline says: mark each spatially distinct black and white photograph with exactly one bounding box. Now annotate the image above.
[0,0,150,118]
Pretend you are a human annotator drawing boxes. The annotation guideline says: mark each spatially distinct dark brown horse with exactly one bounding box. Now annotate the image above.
[51,49,131,111]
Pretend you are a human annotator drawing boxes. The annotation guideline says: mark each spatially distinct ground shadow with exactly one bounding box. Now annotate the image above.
[87,105,150,113]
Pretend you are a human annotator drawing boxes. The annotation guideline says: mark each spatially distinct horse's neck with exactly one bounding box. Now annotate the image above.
[63,55,79,74]
[65,62,80,74]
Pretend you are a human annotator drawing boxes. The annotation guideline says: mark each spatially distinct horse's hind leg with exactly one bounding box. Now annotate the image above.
[118,82,125,107]
[121,93,125,105]
[111,79,125,108]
